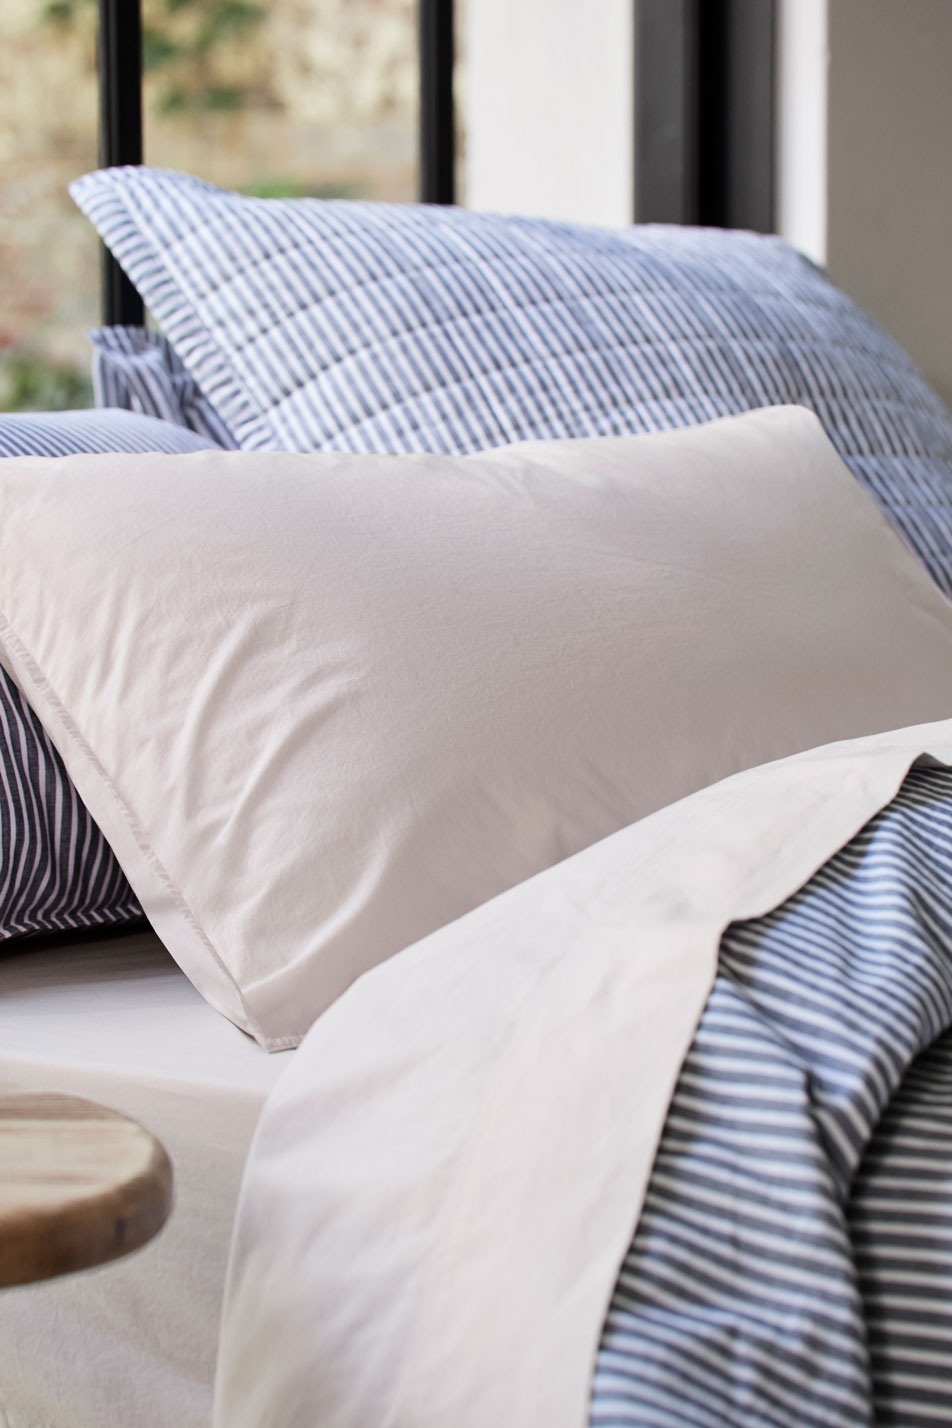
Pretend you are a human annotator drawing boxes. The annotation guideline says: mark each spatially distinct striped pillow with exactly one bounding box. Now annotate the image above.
[0,406,221,459]
[0,407,219,940]
[72,165,952,594]
[89,326,238,449]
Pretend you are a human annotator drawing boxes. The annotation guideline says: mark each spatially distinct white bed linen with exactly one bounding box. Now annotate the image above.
[0,928,291,1428]
[215,719,952,1428]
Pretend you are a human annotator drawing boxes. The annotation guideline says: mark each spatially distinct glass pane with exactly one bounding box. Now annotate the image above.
[145,0,418,203]
[0,0,98,411]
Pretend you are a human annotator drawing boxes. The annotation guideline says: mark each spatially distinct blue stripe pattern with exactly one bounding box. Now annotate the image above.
[89,325,238,449]
[71,167,952,593]
[0,669,143,939]
[0,409,219,941]
[0,407,219,459]
[591,765,952,1427]
[851,1035,952,1423]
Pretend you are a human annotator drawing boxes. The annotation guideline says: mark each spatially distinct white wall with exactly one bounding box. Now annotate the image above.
[463,0,633,227]
[777,0,828,266]
[779,0,952,408]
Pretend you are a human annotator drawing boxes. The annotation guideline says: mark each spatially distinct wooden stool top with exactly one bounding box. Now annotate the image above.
[0,1093,173,1289]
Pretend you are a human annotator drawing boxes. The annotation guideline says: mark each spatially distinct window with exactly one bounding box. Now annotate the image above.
[1,0,453,413]
[0,0,99,410]
[144,1,419,204]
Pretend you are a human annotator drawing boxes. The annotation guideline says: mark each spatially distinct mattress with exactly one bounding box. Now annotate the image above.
[0,926,292,1428]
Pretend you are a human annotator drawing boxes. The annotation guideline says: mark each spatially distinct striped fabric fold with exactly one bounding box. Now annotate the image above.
[0,666,142,938]
[592,765,952,1427]
[0,407,220,459]
[89,326,238,449]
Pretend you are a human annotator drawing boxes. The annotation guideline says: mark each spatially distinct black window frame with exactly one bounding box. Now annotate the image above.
[98,0,144,326]
[635,0,776,231]
[96,0,457,325]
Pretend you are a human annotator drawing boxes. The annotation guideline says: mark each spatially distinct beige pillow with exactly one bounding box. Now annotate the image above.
[2,407,952,1049]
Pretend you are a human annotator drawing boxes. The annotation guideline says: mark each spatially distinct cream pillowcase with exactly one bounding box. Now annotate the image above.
[3,407,952,1050]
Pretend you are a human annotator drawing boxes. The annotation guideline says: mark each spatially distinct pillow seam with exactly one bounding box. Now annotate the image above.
[0,609,250,1024]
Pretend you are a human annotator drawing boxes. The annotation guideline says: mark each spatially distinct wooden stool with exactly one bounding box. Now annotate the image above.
[0,1093,173,1288]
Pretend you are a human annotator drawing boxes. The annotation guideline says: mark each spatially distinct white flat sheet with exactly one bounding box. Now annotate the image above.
[0,927,291,1428]
[215,719,952,1428]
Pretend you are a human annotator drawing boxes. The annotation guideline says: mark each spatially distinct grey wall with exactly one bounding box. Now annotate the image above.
[824,0,952,408]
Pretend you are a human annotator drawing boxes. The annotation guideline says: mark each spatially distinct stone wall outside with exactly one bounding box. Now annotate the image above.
[0,0,419,409]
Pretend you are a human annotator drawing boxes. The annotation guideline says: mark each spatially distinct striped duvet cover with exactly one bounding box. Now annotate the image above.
[594,762,952,1427]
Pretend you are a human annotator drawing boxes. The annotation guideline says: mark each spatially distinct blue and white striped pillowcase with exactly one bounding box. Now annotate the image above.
[71,166,952,593]
[0,408,220,941]
[0,407,220,459]
[0,669,142,939]
[89,325,238,449]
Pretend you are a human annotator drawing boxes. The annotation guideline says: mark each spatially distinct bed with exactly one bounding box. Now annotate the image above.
[3,157,952,1428]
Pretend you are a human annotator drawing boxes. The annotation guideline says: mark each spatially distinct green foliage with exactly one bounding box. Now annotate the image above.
[43,0,87,24]
[43,0,91,24]
[0,354,92,414]
[159,82,244,114]
[43,0,267,115]
[241,179,361,201]
[142,30,179,70]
